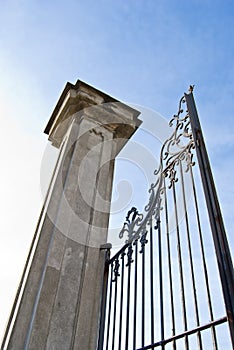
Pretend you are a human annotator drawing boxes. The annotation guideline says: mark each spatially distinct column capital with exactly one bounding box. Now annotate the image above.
[44,80,141,148]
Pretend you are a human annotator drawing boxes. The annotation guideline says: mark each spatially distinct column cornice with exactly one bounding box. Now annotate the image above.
[44,80,142,148]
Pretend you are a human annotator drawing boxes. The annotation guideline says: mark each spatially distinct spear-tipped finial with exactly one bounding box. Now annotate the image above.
[189,84,195,93]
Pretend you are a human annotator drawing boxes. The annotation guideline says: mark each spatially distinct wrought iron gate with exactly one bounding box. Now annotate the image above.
[98,88,234,350]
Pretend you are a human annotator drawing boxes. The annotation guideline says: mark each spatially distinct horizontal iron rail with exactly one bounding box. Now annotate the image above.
[109,243,130,264]
[136,316,227,350]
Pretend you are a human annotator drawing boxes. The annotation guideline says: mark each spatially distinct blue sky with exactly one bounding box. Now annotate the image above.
[0,0,234,342]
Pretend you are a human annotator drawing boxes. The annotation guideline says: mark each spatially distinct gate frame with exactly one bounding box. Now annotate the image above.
[185,90,234,346]
[98,88,234,349]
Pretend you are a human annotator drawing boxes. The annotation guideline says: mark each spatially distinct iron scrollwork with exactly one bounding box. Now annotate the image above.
[139,231,148,254]
[112,258,120,282]
[126,244,134,267]
[119,207,143,243]
[119,89,196,243]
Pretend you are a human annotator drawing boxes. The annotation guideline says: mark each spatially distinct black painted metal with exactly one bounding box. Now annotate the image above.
[98,89,233,350]
[136,317,227,350]
[149,219,154,346]
[98,246,111,350]
[185,91,234,347]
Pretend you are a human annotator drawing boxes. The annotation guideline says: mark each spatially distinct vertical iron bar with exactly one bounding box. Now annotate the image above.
[105,263,114,350]
[133,240,138,350]
[98,246,111,350]
[142,244,145,348]
[157,218,165,348]
[118,251,125,350]
[185,91,234,347]
[179,161,203,350]
[163,177,176,350]
[172,178,189,350]
[112,260,119,350]
[125,244,133,350]
[149,219,155,346]
[189,165,218,349]
[140,231,148,348]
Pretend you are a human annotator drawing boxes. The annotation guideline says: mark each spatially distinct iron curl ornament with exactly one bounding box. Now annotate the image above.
[119,88,196,244]
[119,207,143,243]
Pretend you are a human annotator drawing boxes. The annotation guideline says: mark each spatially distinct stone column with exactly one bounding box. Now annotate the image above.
[6,80,141,350]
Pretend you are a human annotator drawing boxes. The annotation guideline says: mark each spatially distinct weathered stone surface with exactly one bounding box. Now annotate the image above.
[7,80,141,350]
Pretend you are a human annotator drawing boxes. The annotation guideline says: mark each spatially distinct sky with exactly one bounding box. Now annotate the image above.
[0,0,234,343]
